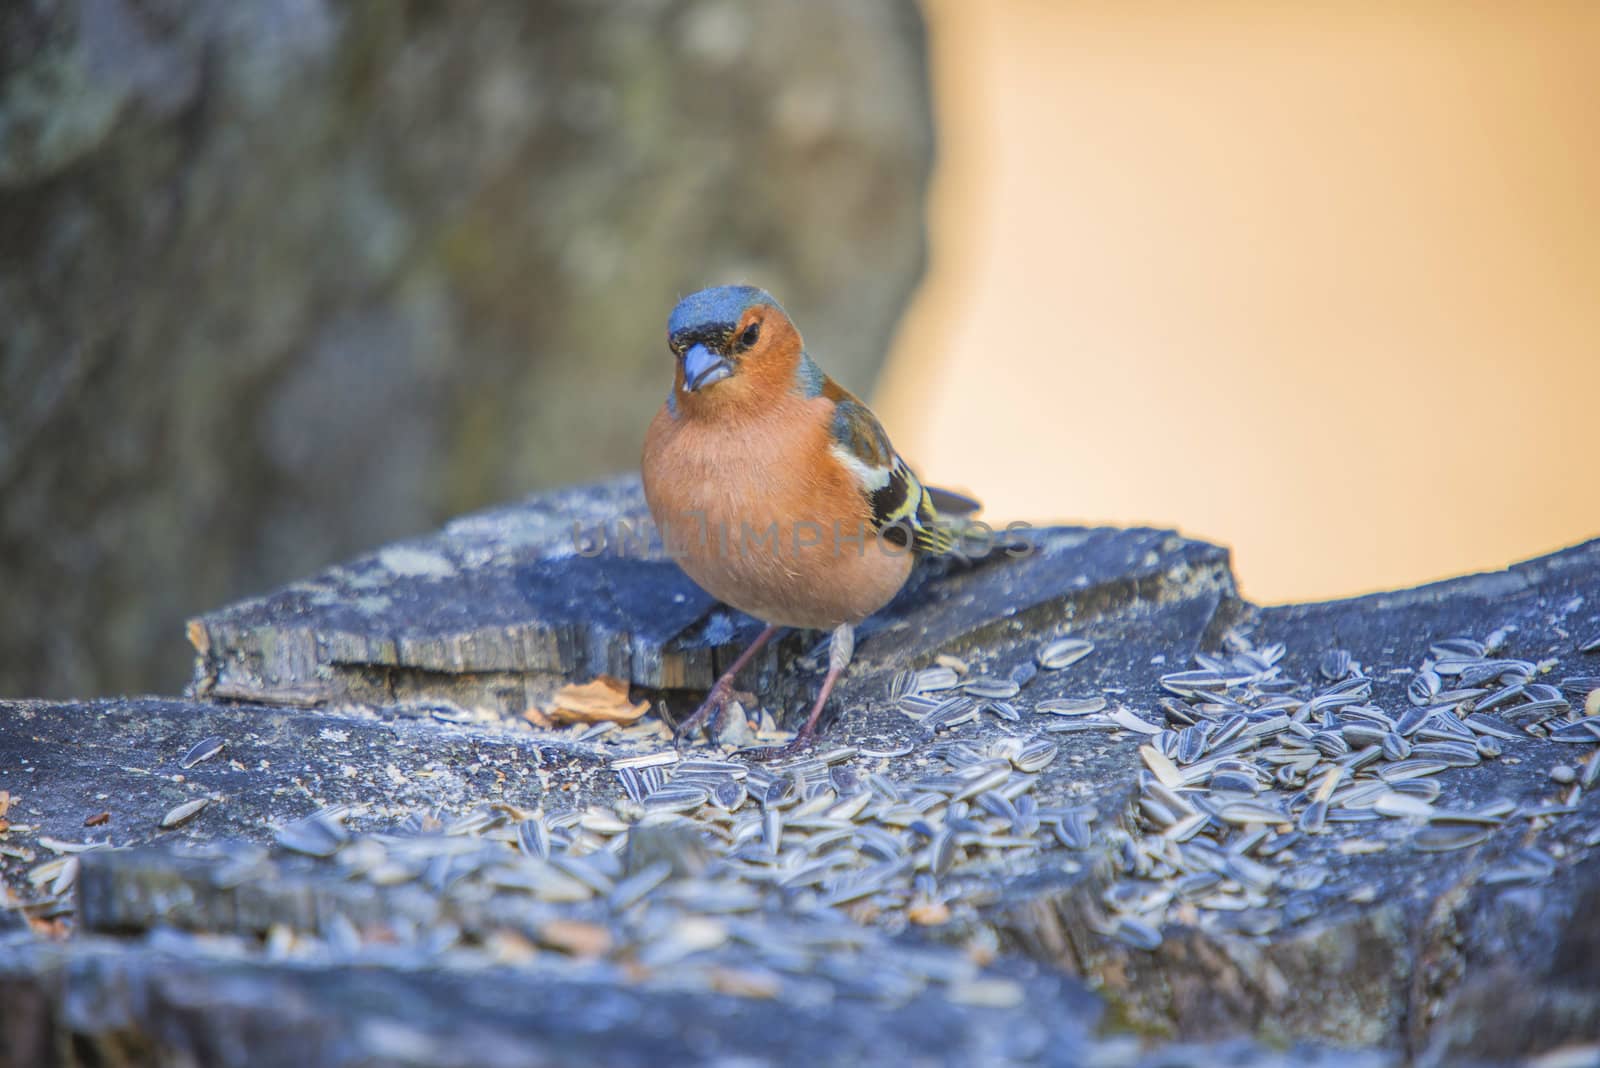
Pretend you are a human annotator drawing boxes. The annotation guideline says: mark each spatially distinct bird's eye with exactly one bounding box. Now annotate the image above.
[739,323,761,349]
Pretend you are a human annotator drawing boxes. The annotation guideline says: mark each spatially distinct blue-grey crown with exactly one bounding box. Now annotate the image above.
[667,285,781,339]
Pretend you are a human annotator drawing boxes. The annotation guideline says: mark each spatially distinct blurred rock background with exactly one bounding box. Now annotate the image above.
[0,0,933,698]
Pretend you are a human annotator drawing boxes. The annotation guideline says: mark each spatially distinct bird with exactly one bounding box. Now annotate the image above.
[641,284,979,756]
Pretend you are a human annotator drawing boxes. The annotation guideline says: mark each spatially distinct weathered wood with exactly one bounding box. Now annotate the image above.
[0,934,1121,1068]
[186,475,1238,718]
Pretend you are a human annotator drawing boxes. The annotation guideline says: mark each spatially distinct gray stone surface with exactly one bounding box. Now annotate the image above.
[0,0,934,700]
[2,475,1599,1066]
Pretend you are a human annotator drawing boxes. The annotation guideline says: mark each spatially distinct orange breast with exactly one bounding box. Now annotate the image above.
[642,397,914,630]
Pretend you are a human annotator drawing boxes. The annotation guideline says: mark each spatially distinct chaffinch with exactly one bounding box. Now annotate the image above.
[641,284,979,754]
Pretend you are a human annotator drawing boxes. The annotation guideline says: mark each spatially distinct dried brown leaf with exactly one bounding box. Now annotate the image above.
[547,676,648,725]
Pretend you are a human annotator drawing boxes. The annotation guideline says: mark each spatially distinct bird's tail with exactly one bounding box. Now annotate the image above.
[925,485,981,518]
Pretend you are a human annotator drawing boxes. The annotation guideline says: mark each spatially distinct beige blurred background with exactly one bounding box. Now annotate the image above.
[879,0,1600,604]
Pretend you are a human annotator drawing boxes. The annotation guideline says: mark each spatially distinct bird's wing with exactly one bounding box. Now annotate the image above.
[827,398,974,555]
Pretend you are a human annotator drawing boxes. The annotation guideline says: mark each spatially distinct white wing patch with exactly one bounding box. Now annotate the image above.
[830,442,893,492]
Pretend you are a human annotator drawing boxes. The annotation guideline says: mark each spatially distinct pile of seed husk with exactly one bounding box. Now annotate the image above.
[175,796,1030,1010]
[246,617,1587,965]
[173,717,1096,1007]
[1077,628,1600,948]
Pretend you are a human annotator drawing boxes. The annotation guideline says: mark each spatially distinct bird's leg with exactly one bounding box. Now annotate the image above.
[740,623,855,761]
[674,623,782,745]
[795,623,855,743]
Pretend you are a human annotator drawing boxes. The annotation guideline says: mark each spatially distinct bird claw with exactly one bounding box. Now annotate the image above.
[671,623,783,750]
[733,722,820,762]
[672,685,729,748]
[732,736,813,763]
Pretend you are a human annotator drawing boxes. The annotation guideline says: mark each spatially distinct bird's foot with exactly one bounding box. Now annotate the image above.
[733,623,853,763]
[673,683,731,748]
[674,623,784,749]
[733,728,818,763]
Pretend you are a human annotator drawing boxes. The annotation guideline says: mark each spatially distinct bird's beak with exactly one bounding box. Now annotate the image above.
[683,343,733,392]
